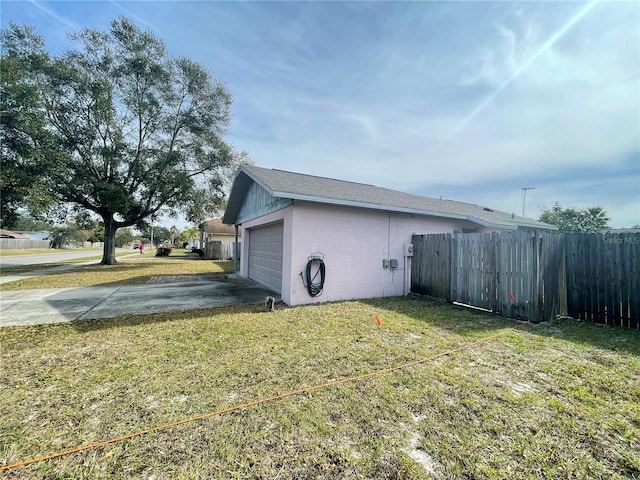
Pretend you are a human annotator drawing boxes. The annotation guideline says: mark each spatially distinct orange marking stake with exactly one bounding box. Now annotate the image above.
[376,316,382,327]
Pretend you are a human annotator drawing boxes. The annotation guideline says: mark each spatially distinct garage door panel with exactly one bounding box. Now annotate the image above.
[248,223,283,293]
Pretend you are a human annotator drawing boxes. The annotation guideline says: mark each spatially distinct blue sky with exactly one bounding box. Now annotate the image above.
[2,0,639,228]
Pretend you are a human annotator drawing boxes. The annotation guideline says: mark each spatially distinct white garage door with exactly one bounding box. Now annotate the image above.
[248,222,283,293]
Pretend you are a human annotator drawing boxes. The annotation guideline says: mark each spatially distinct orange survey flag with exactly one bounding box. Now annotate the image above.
[376,316,382,327]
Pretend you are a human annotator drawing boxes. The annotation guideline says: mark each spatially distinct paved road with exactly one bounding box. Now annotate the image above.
[0,248,133,268]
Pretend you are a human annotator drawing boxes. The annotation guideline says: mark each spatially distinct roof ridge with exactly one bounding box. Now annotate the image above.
[235,165,554,229]
[249,165,378,189]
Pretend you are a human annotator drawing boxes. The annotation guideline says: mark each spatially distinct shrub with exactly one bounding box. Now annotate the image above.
[155,246,172,257]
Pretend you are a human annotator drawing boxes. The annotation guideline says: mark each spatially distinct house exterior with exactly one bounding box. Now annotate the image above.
[14,231,51,241]
[0,229,30,239]
[202,219,242,243]
[223,166,556,306]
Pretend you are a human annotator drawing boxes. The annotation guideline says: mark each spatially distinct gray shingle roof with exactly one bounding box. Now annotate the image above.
[223,165,556,231]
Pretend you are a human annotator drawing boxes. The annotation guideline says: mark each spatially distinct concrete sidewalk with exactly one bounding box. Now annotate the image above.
[0,262,93,285]
[0,252,141,285]
[0,275,280,328]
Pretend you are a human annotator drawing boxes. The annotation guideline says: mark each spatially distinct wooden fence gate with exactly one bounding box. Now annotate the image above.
[412,232,638,328]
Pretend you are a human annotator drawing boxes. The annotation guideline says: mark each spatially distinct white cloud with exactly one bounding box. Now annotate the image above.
[2,0,638,227]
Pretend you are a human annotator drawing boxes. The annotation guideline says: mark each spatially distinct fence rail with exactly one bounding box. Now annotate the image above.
[411,232,639,328]
[0,239,51,250]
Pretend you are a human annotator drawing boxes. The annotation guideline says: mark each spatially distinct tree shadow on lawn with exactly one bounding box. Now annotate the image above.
[71,303,266,334]
[523,316,640,356]
[45,262,232,288]
[363,296,640,356]
[361,296,516,338]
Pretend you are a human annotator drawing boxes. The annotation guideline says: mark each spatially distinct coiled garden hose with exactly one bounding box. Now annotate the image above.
[301,257,325,297]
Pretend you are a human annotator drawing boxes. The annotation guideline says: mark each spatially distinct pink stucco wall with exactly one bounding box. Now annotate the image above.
[288,202,483,306]
[239,202,509,306]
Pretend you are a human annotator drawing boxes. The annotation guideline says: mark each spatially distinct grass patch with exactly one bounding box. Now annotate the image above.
[0,259,233,290]
[0,248,103,257]
[0,263,68,276]
[0,253,138,278]
[1,252,137,276]
[1,298,638,479]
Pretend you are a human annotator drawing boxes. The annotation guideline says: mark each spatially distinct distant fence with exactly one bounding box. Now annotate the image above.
[411,232,639,329]
[0,239,51,250]
[204,241,239,260]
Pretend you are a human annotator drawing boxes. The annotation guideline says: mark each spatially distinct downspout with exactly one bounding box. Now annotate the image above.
[234,224,239,273]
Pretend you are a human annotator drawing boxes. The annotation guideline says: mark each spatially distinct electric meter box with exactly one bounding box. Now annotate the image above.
[403,244,414,257]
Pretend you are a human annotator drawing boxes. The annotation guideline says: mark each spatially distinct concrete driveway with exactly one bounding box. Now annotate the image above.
[0,275,280,328]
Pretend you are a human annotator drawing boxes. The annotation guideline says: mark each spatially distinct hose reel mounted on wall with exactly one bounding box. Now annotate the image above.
[301,253,325,297]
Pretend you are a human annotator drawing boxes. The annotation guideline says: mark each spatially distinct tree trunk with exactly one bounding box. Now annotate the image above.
[101,215,118,265]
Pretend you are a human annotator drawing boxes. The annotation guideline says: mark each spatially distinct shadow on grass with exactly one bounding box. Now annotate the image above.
[71,303,264,334]
[522,316,640,356]
[155,253,208,260]
[363,296,640,356]
[361,296,515,337]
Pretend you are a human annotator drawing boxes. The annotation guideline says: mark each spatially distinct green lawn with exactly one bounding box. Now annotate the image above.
[0,252,137,277]
[0,248,103,257]
[0,257,233,289]
[1,298,638,479]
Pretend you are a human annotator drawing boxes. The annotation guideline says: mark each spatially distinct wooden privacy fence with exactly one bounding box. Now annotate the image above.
[411,232,639,328]
[564,233,639,327]
[204,241,239,260]
[0,239,51,250]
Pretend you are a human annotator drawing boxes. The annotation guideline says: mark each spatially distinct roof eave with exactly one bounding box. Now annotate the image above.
[513,221,558,231]
[224,166,557,231]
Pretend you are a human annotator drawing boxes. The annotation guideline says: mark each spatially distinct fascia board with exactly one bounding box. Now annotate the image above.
[513,221,558,231]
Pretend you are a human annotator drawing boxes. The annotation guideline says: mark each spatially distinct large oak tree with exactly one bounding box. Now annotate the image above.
[0,25,57,227]
[1,18,233,264]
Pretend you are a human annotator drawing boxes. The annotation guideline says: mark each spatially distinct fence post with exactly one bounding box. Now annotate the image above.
[532,231,542,323]
[450,233,457,303]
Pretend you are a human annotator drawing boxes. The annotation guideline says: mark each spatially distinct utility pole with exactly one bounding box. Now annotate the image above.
[522,187,535,217]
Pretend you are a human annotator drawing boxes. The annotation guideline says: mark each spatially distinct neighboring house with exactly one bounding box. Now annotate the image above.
[0,229,30,239]
[222,166,556,306]
[14,231,51,241]
[202,219,242,243]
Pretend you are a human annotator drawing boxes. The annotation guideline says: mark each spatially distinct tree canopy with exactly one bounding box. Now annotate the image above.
[0,25,57,227]
[1,18,234,264]
[539,203,610,234]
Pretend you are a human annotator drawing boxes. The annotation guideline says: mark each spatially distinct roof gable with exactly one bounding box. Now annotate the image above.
[0,229,30,239]
[223,166,556,231]
[203,219,241,235]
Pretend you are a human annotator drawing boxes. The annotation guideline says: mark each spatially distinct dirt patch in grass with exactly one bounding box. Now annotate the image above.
[1,298,639,479]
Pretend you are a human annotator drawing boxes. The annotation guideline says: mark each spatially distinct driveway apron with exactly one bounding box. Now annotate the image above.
[0,275,279,327]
